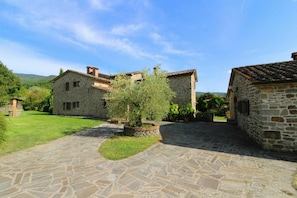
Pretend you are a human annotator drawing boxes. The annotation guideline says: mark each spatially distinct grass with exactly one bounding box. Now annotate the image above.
[0,111,103,156]
[99,134,160,160]
[214,116,227,122]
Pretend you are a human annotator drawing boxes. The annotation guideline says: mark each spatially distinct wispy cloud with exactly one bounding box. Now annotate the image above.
[150,33,196,56]
[0,39,82,75]
[1,0,153,59]
[111,24,143,35]
[88,0,120,10]
[241,0,246,13]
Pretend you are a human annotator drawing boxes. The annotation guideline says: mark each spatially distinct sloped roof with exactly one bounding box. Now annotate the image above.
[167,69,198,82]
[51,69,111,83]
[231,60,297,84]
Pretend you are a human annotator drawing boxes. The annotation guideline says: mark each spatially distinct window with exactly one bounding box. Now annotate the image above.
[73,81,80,87]
[63,102,71,110]
[238,100,249,115]
[72,101,80,108]
[66,82,69,91]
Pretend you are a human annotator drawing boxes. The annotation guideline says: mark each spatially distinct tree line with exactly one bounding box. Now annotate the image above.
[0,61,54,113]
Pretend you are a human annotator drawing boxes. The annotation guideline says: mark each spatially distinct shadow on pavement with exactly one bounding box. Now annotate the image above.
[159,121,297,163]
[73,125,123,139]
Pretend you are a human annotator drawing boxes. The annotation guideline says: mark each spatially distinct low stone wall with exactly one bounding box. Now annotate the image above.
[124,124,160,137]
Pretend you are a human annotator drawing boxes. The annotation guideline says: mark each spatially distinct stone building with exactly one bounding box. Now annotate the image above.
[167,69,197,111]
[227,52,297,151]
[52,66,197,118]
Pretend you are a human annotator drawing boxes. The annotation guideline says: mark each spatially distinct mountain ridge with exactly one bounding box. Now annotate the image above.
[15,73,57,83]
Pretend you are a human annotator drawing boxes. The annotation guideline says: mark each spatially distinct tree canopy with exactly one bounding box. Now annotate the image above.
[0,61,21,105]
[196,92,228,115]
[105,68,175,127]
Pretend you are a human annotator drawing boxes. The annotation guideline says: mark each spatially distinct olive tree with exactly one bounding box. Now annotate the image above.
[105,67,175,127]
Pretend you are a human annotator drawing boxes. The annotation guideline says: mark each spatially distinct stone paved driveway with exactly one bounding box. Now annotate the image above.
[0,122,296,197]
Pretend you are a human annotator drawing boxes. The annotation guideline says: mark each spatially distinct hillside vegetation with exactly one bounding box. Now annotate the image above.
[196,92,226,97]
[15,73,56,83]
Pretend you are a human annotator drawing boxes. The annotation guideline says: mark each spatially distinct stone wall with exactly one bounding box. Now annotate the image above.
[257,83,297,151]
[53,72,108,118]
[124,124,160,137]
[230,73,297,151]
[168,74,196,111]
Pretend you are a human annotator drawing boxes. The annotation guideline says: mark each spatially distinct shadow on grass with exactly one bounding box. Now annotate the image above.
[159,121,297,163]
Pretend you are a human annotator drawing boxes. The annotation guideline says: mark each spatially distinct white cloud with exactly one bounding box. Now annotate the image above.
[88,0,120,10]
[0,39,83,75]
[1,0,153,59]
[111,24,143,35]
[150,33,196,56]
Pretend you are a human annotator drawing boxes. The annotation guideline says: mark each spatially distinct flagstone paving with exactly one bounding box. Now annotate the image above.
[0,122,296,197]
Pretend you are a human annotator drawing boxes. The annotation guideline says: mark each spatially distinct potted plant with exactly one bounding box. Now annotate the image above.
[179,103,195,123]
[167,102,179,122]
[104,67,175,136]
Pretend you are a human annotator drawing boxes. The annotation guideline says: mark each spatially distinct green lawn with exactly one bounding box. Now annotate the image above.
[0,111,103,156]
[214,116,227,122]
[99,135,160,160]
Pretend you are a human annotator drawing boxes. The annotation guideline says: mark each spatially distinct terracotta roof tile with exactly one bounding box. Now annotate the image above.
[233,60,297,84]
[167,69,198,81]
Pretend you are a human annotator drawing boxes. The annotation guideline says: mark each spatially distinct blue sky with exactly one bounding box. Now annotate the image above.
[0,0,297,92]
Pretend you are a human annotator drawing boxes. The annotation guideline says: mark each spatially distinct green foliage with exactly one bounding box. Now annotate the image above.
[196,92,228,115]
[167,102,179,121]
[15,73,56,84]
[0,61,22,105]
[105,67,175,127]
[15,74,54,112]
[59,68,64,75]
[99,135,160,160]
[0,111,103,156]
[0,113,7,144]
[179,103,195,118]
[22,86,51,111]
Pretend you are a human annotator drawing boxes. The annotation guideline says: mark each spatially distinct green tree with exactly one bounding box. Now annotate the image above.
[105,68,175,127]
[197,93,228,115]
[59,68,64,75]
[22,86,51,111]
[0,61,21,105]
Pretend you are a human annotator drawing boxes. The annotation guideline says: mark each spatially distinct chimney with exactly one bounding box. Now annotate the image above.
[93,67,99,77]
[87,66,93,75]
[291,52,297,60]
[86,66,99,77]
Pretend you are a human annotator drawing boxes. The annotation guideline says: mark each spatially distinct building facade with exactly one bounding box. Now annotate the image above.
[52,67,197,118]
[228,52,297,151]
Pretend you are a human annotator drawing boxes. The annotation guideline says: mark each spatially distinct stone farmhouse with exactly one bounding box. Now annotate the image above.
[227,52,297,151]
[52,66,197,118]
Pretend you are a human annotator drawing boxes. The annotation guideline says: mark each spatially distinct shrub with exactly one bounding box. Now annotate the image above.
[0,113,7,144]
[167,102,179,121]
[179,103,195,118]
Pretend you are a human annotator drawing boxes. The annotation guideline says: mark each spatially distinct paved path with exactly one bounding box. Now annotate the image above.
[0,122,296,197]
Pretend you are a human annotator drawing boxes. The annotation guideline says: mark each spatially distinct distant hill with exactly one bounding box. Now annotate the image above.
[15,73,57,83]
[196,92,226,97]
